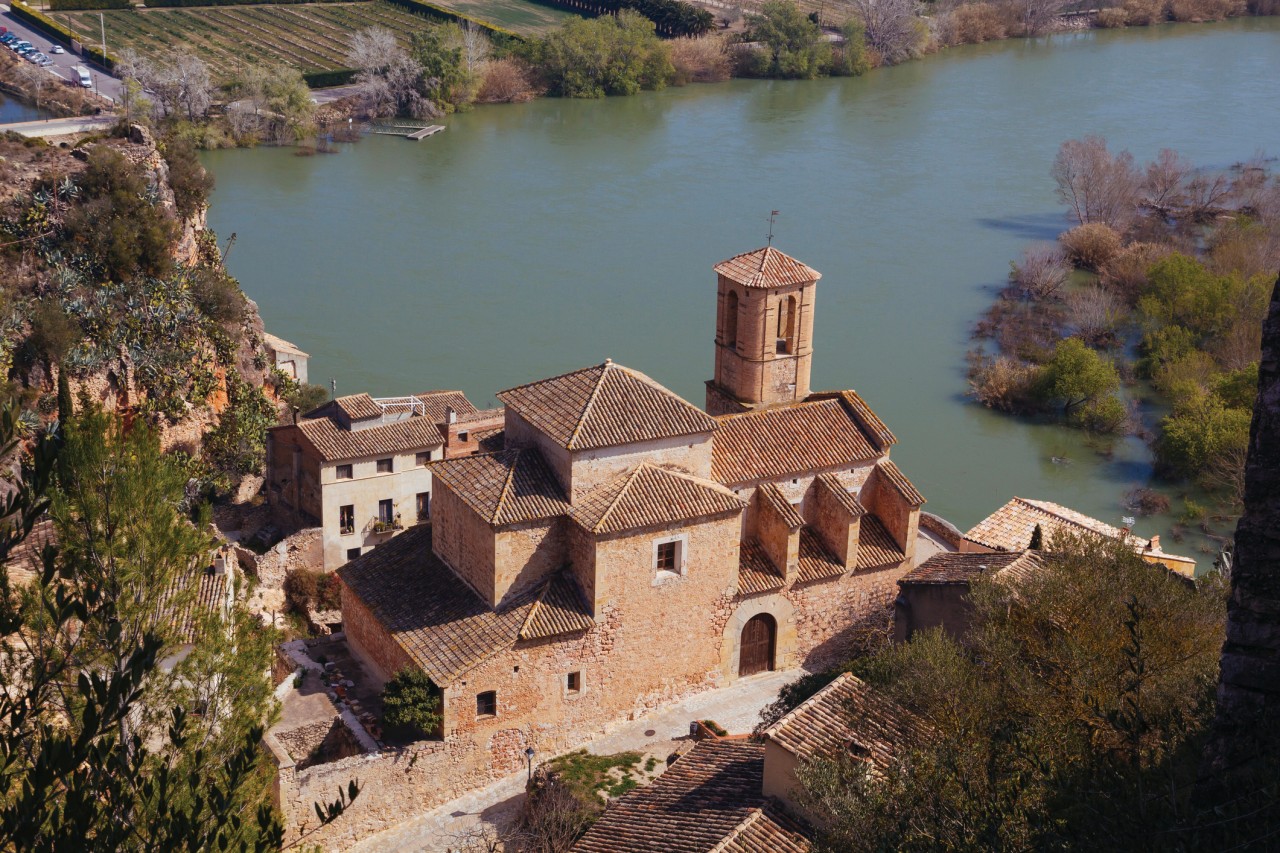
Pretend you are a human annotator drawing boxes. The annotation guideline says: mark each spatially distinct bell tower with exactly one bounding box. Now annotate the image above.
[705,247,821,416]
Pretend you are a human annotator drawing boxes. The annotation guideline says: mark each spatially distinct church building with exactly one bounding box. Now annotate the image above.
[337,247,938,799]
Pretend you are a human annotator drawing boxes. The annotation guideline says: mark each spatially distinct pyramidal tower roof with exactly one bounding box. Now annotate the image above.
[497,361,717,452]
[713,246,821,289]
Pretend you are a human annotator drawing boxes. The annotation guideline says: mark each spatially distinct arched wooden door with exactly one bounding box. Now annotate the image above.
[739,614,777,677]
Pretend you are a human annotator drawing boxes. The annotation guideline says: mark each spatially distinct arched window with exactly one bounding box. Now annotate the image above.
[725,290,739,349]
[776,296,797,354]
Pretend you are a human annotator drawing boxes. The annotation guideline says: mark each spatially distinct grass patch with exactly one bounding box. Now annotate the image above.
[544,749,644,801]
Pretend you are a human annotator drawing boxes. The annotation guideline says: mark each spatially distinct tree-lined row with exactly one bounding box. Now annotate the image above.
[531,0,714,37]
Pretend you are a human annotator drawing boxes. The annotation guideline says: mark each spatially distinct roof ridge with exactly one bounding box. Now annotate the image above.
[707,809,767,853]
[766,672,856,739]
[498,361,603,397]
[568,362,613,450]
[594,463,647,534]
[491,448,523,525]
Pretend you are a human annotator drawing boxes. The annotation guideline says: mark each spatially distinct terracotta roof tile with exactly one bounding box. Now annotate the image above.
[765,673,928,772]
[339,527,589,684]
[263,332,307,357]
[713,246,821,290]
[572,464,744,536]
[430,449,570,527]
[413,391,478,423]
[161,566,229,644]
[876,460,925,507]
[290,416,443,463]
[712,400,880,485]
[814,473,866,518]
[474,428,506,453]
[498,362,717,452]
[857,515,905,569]
[756,482,804,529]
[898,550,1040,585]
[573,740,809,853]
[719,808,811,853]
[335,393,382,421]
[809,390,897,450]
[519,573,594,640]
[796,527,845,584]
[737,540,785,596]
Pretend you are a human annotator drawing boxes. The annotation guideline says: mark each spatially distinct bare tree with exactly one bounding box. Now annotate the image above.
[1051,136,1142,229]
[12,62,51,114]
[458,22,491,76]
[848,0,925,64]
[1142,147,1191,213]
[1017,0,1068,35]
[1066,284,1121,343]
[347,27,433,118]
[173,52,214,122]
[1009,245,1070,300]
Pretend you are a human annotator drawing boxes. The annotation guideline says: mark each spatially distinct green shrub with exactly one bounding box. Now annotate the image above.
[381,668,443,737]
[189,268,247,326]
[163,137,215,220]
[1033,337,1120,418]
[1156,392,1251,478]
[741,0,831,79]
[1214,363,1259,411]
[526,12,674,98]
[1077,394,1129,434]
[1060,222,1123,271]
[283,569,319,614]
[49,0,131,9]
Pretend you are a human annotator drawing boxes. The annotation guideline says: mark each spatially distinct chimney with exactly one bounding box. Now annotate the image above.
[291,406,300,424]
[446,406,457,425]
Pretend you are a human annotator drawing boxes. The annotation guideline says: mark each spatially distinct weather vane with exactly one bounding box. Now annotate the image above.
[767,210,780,246]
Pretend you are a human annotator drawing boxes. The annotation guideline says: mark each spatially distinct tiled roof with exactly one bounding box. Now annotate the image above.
[335,393,383,421]
[475,428,506,454]
[965,497,1197,573]
[765,673,928,773]
[430,449,570,527]
[857,515,906,569]
[898,550,1040,585]
[161,566,229,644]
[814,473,866,518]
[756,482,804,529]
[497,361,717,452]
[292,416,443,462]
[796,528,845,584]
[713,246,821,290]
[572,464,744,536]
[338,527,591,685]
[809,390,897,450]
[573,740,809,853]
[414,391,478,423]
[263,332,307,357]
[519,573,594,641]
[738,540,785,596]
[876,460,925,507]
[712,399,880,485]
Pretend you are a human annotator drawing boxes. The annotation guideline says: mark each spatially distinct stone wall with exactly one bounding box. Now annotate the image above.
[431,481,498,603]
[339,582,412,686]
[494,520,564,608]
[255,527,323,589]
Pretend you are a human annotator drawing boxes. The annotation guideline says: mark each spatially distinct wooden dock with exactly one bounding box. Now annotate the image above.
[370,123,446,140]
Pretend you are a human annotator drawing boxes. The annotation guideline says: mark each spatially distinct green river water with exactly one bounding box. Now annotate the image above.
[202,18,1280,562]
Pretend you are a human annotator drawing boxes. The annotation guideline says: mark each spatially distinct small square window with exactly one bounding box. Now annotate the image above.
[416,451,431,467]
[336,464,353,480]
[567,671,581,693]
[339,505,355,535]
[377,458,394,474]
[476,690,497,718]
[458,431,470,442]
[346,547,362,561]
[656,541,677,572]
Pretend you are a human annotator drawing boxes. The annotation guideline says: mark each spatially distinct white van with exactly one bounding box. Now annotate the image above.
[75,66,92,88]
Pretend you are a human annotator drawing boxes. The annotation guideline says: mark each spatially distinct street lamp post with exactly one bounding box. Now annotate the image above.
[524,747,535,783]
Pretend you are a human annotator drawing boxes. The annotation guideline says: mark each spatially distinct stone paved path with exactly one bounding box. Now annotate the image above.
[349,668,802,853]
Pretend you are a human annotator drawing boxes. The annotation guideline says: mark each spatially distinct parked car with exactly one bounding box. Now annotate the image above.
[50,44,65,54]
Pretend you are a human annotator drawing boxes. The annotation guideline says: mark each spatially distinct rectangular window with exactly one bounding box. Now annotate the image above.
[416,451,432,467]
[458,431,470,442]
[336,464,353,480]
[476,690,497,718]
[339,505,355,535]
[377,458,394,474]
[378,499,394,524]
[416,492,430,523]
[656,541,677,572]
[346,548,362,561]
[566,672,581,694]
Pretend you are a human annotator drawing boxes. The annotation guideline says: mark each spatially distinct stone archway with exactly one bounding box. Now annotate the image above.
[739,613,776,677]
[720,595,797,683]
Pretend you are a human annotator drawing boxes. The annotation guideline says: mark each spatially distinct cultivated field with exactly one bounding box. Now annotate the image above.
[51,0,575,81]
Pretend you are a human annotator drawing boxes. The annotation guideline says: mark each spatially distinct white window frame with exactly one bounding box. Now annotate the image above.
[651,533,689,585]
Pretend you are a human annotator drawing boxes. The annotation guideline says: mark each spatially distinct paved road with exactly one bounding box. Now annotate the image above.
[0,113,113,135]
[0,3,122,103]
